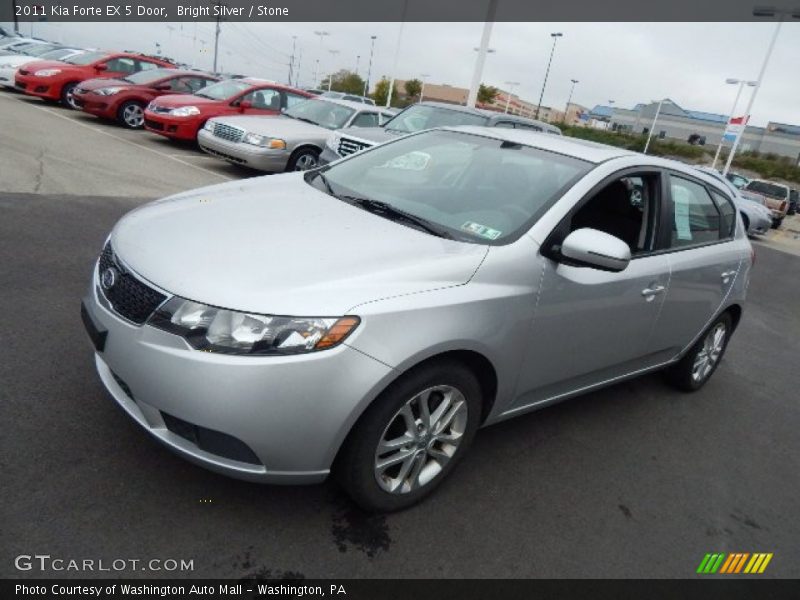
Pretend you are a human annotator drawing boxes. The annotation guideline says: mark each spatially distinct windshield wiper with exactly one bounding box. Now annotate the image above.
[341,195,453,239]
[194,92,212,99]
[292,116,320,126]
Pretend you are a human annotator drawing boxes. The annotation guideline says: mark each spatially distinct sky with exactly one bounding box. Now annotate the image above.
[5,21,799,127]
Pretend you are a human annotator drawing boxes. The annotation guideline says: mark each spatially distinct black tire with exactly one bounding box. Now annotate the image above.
[60,82,79,109]
[664,312,733,392]
[335,360,482,512]
[117,100,145,129]
[771,218,782,229]
[285,147,320,172]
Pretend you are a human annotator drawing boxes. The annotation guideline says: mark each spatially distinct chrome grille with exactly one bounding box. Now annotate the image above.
[212,122,246,143]
[97,243,166,325]
[338,137,373,157]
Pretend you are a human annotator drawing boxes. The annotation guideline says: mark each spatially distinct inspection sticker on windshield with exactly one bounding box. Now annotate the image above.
[462,221,502,240]
[383,151,431,171]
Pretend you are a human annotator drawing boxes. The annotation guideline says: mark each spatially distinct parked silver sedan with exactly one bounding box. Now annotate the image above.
[82,127,752,511]
[695,166,773,236]
[198,97,395,172]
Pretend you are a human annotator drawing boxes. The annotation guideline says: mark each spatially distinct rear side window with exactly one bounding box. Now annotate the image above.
[668,176,721,248]
[105,57,137,73]
[350,112,380,128]
[710,190,736,238]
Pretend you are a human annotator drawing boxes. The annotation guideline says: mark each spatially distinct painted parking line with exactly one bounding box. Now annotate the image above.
[0,93,233,182]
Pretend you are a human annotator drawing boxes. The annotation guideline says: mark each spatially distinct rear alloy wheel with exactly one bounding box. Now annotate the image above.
[287,148,320,172]
[665,312,732,392]
[118,101,145,129]
[336,360,482,512]
[61,82,79,110]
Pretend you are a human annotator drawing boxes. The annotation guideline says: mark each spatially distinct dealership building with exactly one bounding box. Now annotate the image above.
[608,99,800,162]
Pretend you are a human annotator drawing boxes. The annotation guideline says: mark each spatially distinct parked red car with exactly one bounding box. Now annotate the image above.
[15,51,176,109]
[73,69,220,129]
[143,79,314,142]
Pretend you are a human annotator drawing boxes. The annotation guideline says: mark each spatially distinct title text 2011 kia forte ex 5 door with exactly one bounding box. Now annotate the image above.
[81,128,752,512]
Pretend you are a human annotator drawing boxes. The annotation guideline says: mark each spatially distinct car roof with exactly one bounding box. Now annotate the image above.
[308,96,374,110]
[410,101,559,130]
[441,125,636,163]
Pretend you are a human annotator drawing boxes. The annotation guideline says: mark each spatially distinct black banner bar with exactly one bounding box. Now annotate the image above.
[2,0,798,23]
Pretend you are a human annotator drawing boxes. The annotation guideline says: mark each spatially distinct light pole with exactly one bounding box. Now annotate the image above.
[288,35,297,86]
[504,81,520,114]
[420,73,430,103]
[712,78,757,169]
[563,78,578,122]
[355,55,360,76]
[466,0,499,108]
[209,0,226,74]
[327,49,340,91]
[535,32,563,120]
[385,0,410,109]
[363,35,377,97]
[722,6,796,177]
[643,99,665,154]
[313,30,330,87]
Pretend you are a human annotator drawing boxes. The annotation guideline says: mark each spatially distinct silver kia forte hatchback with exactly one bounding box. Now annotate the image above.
[82,127,752,511]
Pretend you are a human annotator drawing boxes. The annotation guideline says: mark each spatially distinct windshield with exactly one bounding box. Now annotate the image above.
[315,129,591,243]
[65,51,108,65]
[284,99,356,130]
[745,180,789,200]
[40,48,83,61]
[194,79,251,100]
[384,105,489,134]
[124,68,173,84]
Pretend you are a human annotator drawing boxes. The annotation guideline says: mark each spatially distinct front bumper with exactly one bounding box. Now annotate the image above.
[72,92,117,118]
[14,73,60,100]
[0,66,18,87]
[198,129,290,172]
[81,269,394,484]
[143,111,200,141]
[319,147,341,166]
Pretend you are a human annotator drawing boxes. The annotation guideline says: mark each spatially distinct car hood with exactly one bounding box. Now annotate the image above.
[149,93,222,108]
[213,115,327,138]
[111,173,488,316]
[18,59,73,72]
[78,77,135,91]
[0,54,45,67]
[335,126,405,145]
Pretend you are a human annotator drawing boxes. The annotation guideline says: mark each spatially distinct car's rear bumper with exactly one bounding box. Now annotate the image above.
[198,129,290,172]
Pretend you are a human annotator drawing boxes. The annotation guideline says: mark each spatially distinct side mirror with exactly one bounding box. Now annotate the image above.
[559,228,631,272]
[239,100,253,111]
[95,63,108,71]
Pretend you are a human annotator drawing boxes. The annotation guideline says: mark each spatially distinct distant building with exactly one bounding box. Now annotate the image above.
[610,99,800,162]
[395,79,468,105]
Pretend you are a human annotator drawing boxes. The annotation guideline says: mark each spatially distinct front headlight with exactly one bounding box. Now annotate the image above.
[149,297,360,355]
[326,132,340,152]
[94,86,122,96]
[242,132,286,149]
[203,119,215,131]
[170,106,201,117]
[34,68,61,76]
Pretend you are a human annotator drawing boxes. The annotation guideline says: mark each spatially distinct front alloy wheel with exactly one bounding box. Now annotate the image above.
[336,360,482,512]
[120,102,145,128]
[374,385,468,494]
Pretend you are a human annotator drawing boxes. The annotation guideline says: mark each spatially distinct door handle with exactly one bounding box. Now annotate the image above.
[641,285,665,299]
[721,270,737,283]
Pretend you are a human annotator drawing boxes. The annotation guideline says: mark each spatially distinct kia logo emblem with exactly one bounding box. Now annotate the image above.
[101,267,118,290]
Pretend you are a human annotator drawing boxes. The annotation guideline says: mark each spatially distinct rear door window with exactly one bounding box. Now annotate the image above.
[104,57,137,73]
[668,176,721,248]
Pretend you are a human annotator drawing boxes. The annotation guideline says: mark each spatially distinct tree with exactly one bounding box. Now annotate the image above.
[403,78,422,101]
[320,69,366,95]
[371,77,391,106]
[477,83,499,105]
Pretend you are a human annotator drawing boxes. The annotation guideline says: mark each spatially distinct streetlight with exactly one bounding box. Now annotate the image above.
[313,30,330,87]
[420,73,431,103]
[711,78,758,169]
[643,99,665,154]
[503,81,520,114]
[288,35,297,86]
[722,6,797,176]
[564,78,578,122]
[355,55,360,77]
[535,32,563,120]
[327,49,340,91]
[363,35,377,97]
[386,0,410,108]
[466,0,499,108]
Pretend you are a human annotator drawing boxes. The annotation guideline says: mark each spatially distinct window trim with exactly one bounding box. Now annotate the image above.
[541,166,665,263]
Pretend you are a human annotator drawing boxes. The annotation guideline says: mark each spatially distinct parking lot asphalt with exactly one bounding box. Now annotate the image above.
[1,89,799,579]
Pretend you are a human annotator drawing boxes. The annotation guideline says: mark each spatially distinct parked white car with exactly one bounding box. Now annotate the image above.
[0,46,85,89]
